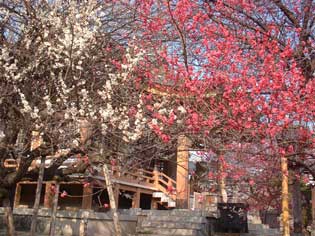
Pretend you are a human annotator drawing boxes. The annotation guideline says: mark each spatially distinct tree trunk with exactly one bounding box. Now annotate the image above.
[291,175,302,236]
[103,165,122,236]
[3,198,15,236]
[30,155,46,236]
[49,183,59,236]
[281,156,290,236]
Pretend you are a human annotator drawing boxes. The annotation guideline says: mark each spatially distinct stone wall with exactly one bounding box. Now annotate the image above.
[0,208,137,236]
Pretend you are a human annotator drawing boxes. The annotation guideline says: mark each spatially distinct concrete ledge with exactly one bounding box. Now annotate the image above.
[136,209,218,218]
[0,207,137,221]
[0,208,217,236]
[0,207,137,236]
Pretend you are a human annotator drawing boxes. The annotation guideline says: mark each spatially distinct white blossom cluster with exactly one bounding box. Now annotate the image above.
[0,1,148,144]
[96,48,147,142]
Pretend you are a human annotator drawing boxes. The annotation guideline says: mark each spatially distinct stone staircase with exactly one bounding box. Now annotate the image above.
[240,214,281,236]
[152,192,176,208]
[134,210,212,236]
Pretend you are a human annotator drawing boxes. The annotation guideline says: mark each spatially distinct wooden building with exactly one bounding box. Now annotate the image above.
[5,136,198,212]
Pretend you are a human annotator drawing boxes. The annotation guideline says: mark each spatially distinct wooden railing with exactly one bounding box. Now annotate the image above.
[112,166,177,201]
[112,167,156,186]
[155,171,177,200]
[4,158,178,201]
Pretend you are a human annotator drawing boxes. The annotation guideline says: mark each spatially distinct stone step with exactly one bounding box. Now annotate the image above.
[137,231,208,236]
[137,227,198,235]
[247,215,262,225]
[213,233,240,236]
[247,219,262,224]
[263,227,280,232]
[241,234,280,236]
[141,209,209,217]
[246,229,281,236]
[160,196,170,202]
[248,223,269,230]
[140,221,204,230]
[248,224,282,235]
[145,215,207,223]
[153,192,165,198]
[152,192,176,208]
[137,235,195,236]
[168,201,176,208]
[248,230,273,234]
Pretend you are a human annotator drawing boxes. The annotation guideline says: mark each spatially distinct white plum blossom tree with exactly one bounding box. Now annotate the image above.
[0,0,151,199]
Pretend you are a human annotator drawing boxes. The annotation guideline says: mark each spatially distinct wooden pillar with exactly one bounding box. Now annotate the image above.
[281,156,290,236]
[44,182,54,208]
[82,185,93,209]
[13,183,22,208]
[176,135,191,209]
[132,188,140,208]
